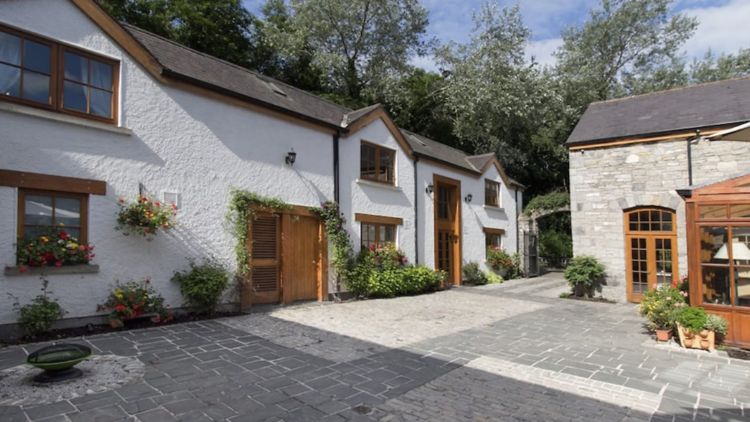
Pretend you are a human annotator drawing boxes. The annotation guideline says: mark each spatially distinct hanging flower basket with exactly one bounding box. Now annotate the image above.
[115,195,177,238]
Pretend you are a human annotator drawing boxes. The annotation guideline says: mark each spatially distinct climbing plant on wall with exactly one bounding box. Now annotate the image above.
[225,189,293,277]
[309,201,353,296]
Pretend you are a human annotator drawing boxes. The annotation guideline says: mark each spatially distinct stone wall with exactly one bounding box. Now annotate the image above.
[569,137,750,302]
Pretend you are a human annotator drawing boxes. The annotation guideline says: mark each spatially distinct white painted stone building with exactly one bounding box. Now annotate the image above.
[0,0,522,331]
[568,77,750,347]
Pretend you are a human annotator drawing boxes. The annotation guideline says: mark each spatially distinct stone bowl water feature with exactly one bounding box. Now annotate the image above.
[24,343,92,383]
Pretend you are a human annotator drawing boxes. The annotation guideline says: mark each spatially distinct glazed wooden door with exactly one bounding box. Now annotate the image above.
[625,208,678,302]
[249,213,281,304]
[284,215,320,303]
[434,176,461,285]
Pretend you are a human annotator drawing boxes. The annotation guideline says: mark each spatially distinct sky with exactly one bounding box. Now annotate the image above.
[241,0,750,70]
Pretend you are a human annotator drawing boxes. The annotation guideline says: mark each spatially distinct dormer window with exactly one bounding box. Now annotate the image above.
[360,141,395,184]
[0,25,119,124]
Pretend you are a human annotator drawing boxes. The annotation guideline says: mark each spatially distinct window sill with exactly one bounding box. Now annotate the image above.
[0,102,131,136]
[4,264,100,277]
[356,178,402,192]
[483,205,505,212]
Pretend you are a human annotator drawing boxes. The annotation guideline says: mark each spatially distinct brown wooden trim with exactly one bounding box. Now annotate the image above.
[57,45,120,124]
[418,155,483,179]
[17,188,89,244]
[483,227,505,235]
[433,174,462,286]
[568,127,732,151]
[343,108,414,159]
[318,220,328,301]
[359,140,396,185]
[484,179,501,207]
[69,0,164,82]
[479,156,512,190]
[249,204,317,218]
[354,213,403,226]
[0,169,106,195]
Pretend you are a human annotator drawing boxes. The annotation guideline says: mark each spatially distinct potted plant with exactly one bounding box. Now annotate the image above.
[115,195,178,239]
[673,306,712,349]
[487,246,513,277]
[97,279,173,327]
[637,283,687,341]
[15,225,94,270]
[704,314,729,346]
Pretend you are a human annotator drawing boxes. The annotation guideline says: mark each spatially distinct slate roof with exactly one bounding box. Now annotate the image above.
[123,24,349,128]
[567,76,750,146]
[122,22,514,182]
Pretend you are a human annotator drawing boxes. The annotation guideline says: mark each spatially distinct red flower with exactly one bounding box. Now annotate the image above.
[119,198,125,203]
[171,204,178,210]
[115,304,126,311]
[144,228,151,234]
[141,197,148,202]
[110,321,118,327]
[55,261,63,267]
[145,279,150,284]
[19,266,28,274]
[59,231,68,240]
[155,202,161,207]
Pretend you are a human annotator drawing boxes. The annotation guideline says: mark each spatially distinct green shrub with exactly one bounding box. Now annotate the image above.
[462,262,488,285]
[346,244,441,298]
[506,253,524,279]
[487,246,513,271]
[485,271,503,284]
[704,314,729,336]
[12,279,66,339]
[637,284,687,331]
[564,255,605,297]
[172,261,230,315]
[673,306,707,334]
[539,230,573,267]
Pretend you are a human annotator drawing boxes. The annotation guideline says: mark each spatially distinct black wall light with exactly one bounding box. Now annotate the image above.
[425,183,434,194]
[285,148,297,165]
[465,193,473,203]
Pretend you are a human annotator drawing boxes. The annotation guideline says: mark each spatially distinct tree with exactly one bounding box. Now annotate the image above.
[274,0,433,101]
[690,47,750,84]
[99,0,255,68]
[554,0,698,113]
[436,3,567,194]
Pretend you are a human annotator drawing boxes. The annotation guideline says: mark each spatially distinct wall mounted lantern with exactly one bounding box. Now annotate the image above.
[425,183,434,194]
[465,193,473,203]
[285,148,297,165]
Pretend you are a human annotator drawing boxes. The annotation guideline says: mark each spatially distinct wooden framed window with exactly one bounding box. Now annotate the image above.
[361,223,395,249]
[19,189,88,244]
[360,141,395,184]
[485,179,500,207]
[484,228,504,256]
[0,24,119,123]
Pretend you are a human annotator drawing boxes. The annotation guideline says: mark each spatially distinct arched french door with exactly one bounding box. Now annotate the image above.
[625,207,679,302]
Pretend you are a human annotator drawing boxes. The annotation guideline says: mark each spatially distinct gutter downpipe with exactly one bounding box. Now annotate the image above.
[333,131,341,203]
[687,129,699,186]
[413,155,420,265]
[515,187,520,254]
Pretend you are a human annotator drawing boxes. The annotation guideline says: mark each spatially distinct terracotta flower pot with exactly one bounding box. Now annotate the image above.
[655,329,673,342]
[683,337,694,348]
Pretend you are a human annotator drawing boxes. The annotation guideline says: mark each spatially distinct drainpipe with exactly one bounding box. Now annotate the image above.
[687,129,699,186]
[515,187,520,253]
[413,156,420,264]
[333,131,341,203]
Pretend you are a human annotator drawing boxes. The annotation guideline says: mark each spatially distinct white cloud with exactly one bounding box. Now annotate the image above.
[680,0,750,60]
[527,38,563,68]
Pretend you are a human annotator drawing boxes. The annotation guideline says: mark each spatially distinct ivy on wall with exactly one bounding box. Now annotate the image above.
[225,189,293,277]
[523,191,570,216]
[309,201,353,296]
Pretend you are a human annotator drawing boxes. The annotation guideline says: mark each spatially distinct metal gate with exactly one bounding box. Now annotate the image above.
[524,231,539,278]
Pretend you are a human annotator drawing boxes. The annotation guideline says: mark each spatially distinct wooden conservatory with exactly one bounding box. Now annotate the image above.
[680,172,750,347]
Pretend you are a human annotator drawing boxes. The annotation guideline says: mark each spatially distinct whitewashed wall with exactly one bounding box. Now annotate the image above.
[416,161,519,273]
[339,119,417,261]
[0,0,334,325]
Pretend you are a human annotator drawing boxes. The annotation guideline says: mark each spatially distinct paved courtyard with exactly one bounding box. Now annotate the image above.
[2,272,750,422]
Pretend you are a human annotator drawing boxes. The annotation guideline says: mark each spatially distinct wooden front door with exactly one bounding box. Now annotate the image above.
[249,213,281,304]
[434,176,461,285]
[283,214,321,303]
[625,208,679,302]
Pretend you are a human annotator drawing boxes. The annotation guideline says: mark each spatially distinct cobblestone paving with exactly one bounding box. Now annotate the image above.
[1,273,749,422]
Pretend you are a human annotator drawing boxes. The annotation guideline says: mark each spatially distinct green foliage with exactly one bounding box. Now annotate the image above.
[12,279,66,339]
[346,244,440,298]
[172,261,230,315]
[690,47,750,84]
[99,0,255,68]
[485,271,504,284]
[309,202,353,289]
[538,230,573,267]
[637,284,687,331]
[524,192,570,216]
[16,226,94,268]
[97,279,171,327]
[673,306,707,334]
[559,292,571,298]
[226,189,293,278]
[487,246,514,271]
[705,314,729,336]
[462,262,489,285]
[564,255,605,297]
[115,195,178,238]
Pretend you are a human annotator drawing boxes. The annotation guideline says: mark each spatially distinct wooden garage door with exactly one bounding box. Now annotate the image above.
[284,215,320,303]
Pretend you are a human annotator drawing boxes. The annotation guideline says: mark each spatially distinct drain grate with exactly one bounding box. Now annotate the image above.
[352,404,373,415]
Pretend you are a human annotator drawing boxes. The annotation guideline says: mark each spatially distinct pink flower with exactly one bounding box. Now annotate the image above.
[665,297,671,301]
[55,261,63,267]
[19,266,28,274]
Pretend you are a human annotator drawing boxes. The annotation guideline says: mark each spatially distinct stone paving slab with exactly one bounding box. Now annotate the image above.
[2,273,750,421]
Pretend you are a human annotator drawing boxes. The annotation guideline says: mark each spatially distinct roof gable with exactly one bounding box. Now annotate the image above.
[567,77,750,147]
